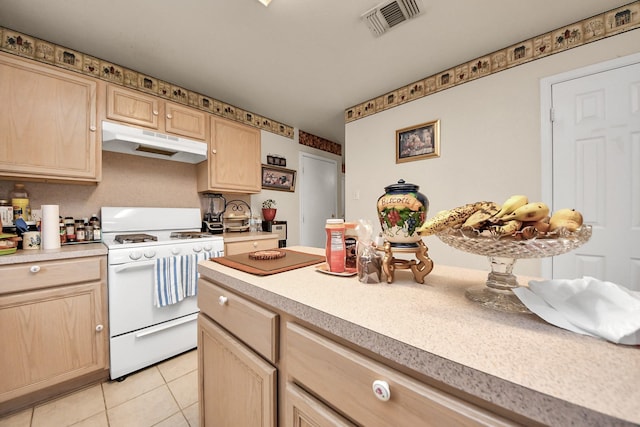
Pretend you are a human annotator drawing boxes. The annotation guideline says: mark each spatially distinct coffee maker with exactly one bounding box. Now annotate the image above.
[202,194,226,234]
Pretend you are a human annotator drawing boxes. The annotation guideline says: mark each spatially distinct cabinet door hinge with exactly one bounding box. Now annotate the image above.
[550,108,555,122]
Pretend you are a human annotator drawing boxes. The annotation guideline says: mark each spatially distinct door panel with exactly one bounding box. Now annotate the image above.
[551,61,640,289]
[300,153,338,248]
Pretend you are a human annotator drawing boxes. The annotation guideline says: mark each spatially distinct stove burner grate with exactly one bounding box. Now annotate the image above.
[114,233,158,244]
[170,231,213,239]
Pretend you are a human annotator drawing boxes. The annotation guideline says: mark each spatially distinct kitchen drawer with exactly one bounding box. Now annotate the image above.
[0,257,103,294]
[224,238,279,256]
[286,323,517,427]
[198,279,278,363]
[285,382,356,427]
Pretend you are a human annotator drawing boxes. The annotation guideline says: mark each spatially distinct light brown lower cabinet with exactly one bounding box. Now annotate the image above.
[198,315,276,427]
[0,256,108,415]
[198,275,521,427]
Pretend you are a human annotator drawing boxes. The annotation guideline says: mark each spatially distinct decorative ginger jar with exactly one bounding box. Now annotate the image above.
[377,179,428,247]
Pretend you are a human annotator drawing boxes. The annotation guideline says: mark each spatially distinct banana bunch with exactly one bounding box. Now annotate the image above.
[416,194,584,239]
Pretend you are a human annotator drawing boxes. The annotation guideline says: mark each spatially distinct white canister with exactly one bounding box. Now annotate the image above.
[23,231,41,250]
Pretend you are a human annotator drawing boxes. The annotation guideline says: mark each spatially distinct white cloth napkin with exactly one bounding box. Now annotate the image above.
[513,276,640,345]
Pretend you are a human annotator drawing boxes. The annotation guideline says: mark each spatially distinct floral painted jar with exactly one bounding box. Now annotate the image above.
[377,179,428,247]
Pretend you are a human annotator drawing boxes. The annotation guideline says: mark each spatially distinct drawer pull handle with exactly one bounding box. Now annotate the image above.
[218,296,228,306]
[95,324,104,332]
[253,241,258,248]
[372,380,391,401]
[29,265,41,273]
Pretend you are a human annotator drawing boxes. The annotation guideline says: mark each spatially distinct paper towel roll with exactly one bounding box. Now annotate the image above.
[41,204,61,250]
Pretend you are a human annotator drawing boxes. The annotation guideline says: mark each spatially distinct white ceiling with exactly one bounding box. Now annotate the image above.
[0,0,631,145]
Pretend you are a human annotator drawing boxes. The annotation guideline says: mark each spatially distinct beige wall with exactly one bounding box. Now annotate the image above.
[344,29,640,277]
[250,129,343,247]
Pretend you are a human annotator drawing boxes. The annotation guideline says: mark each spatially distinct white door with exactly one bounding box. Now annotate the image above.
[550,60,640,290]
[299,153,338,248]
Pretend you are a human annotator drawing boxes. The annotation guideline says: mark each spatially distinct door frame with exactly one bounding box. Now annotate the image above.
[298,151,338,247]
[539,51,640,278]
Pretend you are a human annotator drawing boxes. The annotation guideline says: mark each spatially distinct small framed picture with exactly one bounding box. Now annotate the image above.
[396,120,440,163]
[261,164,296,192]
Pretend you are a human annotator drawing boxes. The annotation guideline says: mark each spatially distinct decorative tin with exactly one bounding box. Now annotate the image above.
[377,179,428,247]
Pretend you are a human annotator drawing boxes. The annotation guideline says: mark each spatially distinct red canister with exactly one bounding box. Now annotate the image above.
[325,219,346,273]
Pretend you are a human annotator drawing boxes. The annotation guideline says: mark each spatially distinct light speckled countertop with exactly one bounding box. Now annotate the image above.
[0,242,107,265]
[198,246,639,426]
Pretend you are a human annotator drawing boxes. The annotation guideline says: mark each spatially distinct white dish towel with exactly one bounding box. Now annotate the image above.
[154,251,220,307]
[513,276,640,345]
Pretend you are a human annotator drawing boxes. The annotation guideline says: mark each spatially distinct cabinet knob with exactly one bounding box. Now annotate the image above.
[153,110,159,116]
[211,149,217,155]
[29,265,41,273]
[252,241,258,248]
[218,296,228,306]
[372,380,391,401]
[89,125,97,132]
[166,113,173,119]
[95,324,104,332]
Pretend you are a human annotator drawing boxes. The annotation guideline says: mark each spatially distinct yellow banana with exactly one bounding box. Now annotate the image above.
[462,202,501,229]
[501,202,550,222]
[417,201,495,236]
[492,195,528,220]
[490,219,522,236]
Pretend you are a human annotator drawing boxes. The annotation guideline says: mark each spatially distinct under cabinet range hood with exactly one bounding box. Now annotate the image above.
[101,121,208,164]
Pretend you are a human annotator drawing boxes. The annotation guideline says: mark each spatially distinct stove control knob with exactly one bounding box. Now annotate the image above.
[171,248,182,255]
[192,245,203,253]
[129,251,142,260]
[144,250,156,259]
[203,244,213,251]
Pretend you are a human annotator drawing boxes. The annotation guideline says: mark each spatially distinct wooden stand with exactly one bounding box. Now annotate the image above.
[379,240,434,284]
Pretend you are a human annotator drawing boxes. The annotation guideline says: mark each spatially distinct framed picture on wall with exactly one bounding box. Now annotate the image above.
[261,164,296,192]
[396,120,440,163]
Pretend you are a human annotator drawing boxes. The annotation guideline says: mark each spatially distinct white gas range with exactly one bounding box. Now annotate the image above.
[102,207,224,379]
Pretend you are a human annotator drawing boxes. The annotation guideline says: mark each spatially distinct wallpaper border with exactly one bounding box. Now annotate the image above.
[345,2,640,123]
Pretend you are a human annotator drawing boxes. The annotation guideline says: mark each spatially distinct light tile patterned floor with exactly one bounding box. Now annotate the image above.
[0,349,199,427]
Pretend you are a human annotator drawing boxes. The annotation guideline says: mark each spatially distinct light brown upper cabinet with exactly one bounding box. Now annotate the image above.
[0,52,101,183]
[106,84,207,141]
[197,116,261,193]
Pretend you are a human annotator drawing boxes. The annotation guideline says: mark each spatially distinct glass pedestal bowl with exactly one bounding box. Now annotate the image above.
[436,225,592,313]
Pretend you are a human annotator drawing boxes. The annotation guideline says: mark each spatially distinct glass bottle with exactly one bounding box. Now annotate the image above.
[75,220,85,242]
[325,219,346,273]
[90,214,101,241]
[10,183,30,221]
[84,217,93,241]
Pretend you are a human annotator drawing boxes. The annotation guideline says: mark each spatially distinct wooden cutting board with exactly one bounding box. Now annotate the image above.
[211,249,325,276]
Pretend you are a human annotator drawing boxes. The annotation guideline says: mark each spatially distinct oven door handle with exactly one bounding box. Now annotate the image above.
[113,260,157,273]
[135,313,199,338]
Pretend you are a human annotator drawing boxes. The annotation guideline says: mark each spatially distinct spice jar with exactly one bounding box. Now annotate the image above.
[64,217,76,242]
[75,220,86,242]
[59,217,67,244]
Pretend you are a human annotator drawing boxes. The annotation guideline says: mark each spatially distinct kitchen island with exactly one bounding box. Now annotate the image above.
[197,246,639,426]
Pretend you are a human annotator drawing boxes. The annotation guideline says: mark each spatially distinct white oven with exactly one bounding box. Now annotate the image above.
[102,207,224,379]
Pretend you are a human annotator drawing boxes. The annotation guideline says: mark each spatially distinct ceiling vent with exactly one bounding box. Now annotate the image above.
[361,0,424,37]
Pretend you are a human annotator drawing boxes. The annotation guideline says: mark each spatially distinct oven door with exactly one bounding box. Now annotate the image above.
[108,259,199,337]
